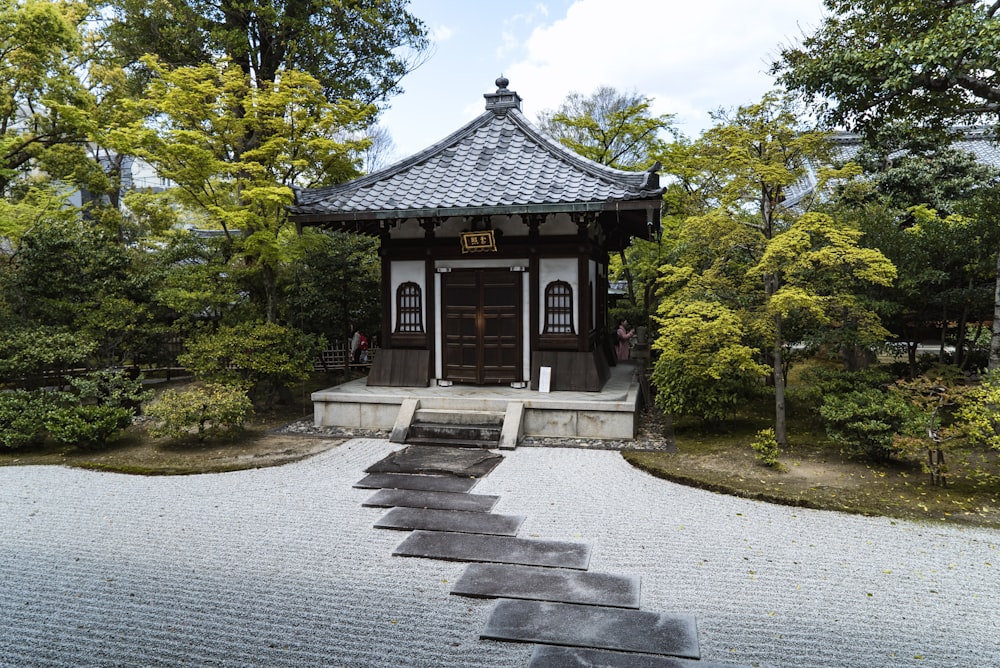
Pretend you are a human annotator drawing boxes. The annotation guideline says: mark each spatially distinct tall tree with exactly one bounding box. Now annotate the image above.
[538,86,677,307]
[109,57,374,322]
[538,86,676,170]
[100,0,429,106]
[653,93,895,444]
[773,0,1000,369]
[0,0,89,199]
[834,145,1000,372]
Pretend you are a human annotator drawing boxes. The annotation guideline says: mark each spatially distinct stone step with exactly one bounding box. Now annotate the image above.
[413,408,505,426]
[403,436,501,449]
[353,473,479,493]
[528,646,749,668]
[404,408,505,448]
[374,507,524,536]
[406,422,501,446]
[393,530,591,569]
[481,599,700,660]
[364,446,503,477]
[451,563,640,608]
[362,488,499,512]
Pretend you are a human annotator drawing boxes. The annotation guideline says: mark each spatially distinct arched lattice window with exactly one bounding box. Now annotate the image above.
[543,281,574,334]
[395,282,424,333]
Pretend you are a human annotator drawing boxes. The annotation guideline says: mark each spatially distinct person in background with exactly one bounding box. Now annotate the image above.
[616,318,635,362]
[350,326,363,363]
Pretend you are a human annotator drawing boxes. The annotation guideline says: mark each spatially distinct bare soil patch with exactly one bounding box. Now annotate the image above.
[623,409,1000,529]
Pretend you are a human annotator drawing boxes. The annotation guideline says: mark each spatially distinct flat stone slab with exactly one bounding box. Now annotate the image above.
[374,507,524,536]
[365,445,502,477]
[481,599,700,659]
[353,473,479,493]
[452,563,640,608]
[528,646,747,668]
[362,488,498,512]
[393,531,591,569]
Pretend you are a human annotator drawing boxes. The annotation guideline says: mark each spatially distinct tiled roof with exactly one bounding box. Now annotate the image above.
[289,84,663,221]
[783,127,1000,210]
[829,126,1000,166]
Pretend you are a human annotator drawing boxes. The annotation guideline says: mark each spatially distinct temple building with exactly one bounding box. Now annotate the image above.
[289,77,663,394]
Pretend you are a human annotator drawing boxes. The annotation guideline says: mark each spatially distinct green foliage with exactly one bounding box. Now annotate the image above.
[2,215,162,367]
[0,0,86,196]
[537,86,676,169]
[956,370,1000,451]
[651,300,769,421]
[178,321,322,408]
[102,0,429,106]
[45,404,134,449]
[146,383,253,442]
[819,387,918,461]
[0,389,55,449]
[44,370,150,449]
[0,370,148,450]
[775,1,1000,137]
[750,427,782,469]
[280,229,381,345]
[0,326,95,383]
[652,93,894,443]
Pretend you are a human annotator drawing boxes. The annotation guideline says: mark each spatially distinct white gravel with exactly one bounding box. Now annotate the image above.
[1,440,998,668]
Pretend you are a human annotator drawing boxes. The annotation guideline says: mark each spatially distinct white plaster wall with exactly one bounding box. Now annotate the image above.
[389,260,426,333]
[538,257,579,334]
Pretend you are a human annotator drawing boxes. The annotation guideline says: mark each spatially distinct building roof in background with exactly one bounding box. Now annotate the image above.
[782,127,1000,210]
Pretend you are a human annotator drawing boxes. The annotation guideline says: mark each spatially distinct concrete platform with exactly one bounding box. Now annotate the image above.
[312,362,641,442]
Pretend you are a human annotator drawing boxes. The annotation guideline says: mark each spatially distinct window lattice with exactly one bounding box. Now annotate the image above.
[395,282,424,333]
[543,281,574,334]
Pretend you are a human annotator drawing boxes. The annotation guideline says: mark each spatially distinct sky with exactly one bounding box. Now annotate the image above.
[378,0,829,162]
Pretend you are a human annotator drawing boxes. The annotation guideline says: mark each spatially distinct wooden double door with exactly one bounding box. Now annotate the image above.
[441,269,523,384]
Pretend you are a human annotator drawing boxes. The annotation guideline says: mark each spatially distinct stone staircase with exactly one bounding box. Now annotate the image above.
[404,407,505,448]
[390,398,524,450]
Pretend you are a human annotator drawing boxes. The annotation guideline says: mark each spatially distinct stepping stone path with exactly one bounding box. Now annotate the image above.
[359,445,750,668]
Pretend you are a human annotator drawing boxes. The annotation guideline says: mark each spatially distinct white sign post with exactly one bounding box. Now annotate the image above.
[539,366,551,393]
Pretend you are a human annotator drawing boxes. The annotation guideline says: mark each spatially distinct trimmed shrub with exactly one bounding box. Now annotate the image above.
[178,321,323,408]
[45,404,135,449]
[0,390,55,449]
[819,388,918,461]
[43,370,151,449]
[751,427,782,469]
[146,383,253,442]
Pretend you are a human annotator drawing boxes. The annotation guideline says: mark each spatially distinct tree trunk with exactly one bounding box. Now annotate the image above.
[990,239,1000,371]
[773,312,788,447]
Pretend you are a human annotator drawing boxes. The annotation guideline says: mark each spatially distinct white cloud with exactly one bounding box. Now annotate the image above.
[497,3,554,59]
[428,23,454,43]
[502,0,826,138]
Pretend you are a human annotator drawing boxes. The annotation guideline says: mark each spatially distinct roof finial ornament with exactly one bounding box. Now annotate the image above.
[484,74,521,115]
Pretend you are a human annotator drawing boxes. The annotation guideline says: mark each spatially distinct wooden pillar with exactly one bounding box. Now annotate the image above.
[575,213,592,352]
[423,217,438,378]
[378,222,393,349]
[528,214,542,358]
